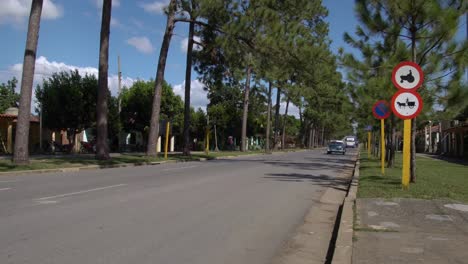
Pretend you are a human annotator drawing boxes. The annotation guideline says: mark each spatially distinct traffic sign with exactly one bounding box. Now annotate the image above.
[372,100,391,119]
[391,90,423,120]
[391,61,424,91]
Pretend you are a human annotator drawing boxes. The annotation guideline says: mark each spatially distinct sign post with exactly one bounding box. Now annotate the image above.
[381,119,385,175]
[391,61,424,189]
[402,119,411,187]
[164,121,170,159]
[365,125,372,158]
[372,100,391,175]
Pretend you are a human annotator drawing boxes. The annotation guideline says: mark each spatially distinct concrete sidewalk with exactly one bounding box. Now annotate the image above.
[353,198,468,264]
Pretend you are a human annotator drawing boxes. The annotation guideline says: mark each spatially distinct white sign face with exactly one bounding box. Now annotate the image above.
[392,92,422,119]
[394,65,421,90]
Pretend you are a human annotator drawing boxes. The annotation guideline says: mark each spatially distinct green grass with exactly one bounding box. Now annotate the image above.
[196,150,265,158]
[358,151,468,203]
[0,155,170,172]
[0,149,303,173]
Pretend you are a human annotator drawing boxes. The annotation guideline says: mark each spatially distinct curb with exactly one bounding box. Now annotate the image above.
[0,149,310,177]
[0,158,206,177]
[331,154,360,264]
[271,153,357,264]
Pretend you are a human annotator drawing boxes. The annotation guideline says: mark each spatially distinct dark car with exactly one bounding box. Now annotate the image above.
[327,142,346,155]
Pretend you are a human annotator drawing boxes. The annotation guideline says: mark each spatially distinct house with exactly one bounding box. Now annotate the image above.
[0,107,40,154]
[440,120,468,159]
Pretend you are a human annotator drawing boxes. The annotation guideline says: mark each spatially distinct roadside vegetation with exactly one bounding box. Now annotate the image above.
[0,149,304,173]
[358,151,468,203]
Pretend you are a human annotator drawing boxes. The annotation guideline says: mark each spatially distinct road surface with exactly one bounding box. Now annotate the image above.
[0,149,356,264]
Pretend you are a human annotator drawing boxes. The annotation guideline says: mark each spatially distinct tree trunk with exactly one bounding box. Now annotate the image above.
[265,82,272,153]
[182,20,195,156]
[374,132,379,156]
[67,130,76,153]
[147,0,176,156]
[96,0,112,160]
[312,126,316,148]
[13,0,43,164]
[281,96,290,150]
[321,127,325,146]
[299,104,305,147]
[312,127,316,147]
[388,115,396,167]
[240,66,251,152]
[274,87,281,150]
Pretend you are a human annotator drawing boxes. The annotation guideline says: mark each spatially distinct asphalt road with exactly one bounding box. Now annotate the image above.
[0,149,356,264]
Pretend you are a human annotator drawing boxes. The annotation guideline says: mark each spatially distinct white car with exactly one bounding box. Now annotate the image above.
[344,137,356,148]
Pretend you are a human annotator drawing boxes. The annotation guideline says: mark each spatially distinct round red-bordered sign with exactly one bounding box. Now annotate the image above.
[372,100,391,119]
[391,61,424,91]
[391,90,423,120]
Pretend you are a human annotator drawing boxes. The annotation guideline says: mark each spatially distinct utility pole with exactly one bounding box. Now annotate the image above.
[39,105,42,152]
[118,55,122,113]
[117,56,122,152]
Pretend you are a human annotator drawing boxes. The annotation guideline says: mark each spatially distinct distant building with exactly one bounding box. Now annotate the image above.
[419,120,468,159]
[440,120,468,159]
[0,107,40,154]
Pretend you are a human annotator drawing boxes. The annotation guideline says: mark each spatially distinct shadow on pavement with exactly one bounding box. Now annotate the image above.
[264,173,350,192]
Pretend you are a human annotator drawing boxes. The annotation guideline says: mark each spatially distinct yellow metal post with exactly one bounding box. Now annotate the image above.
[205,128,210,154]
[402,119,411,189]
[367,132,371,157]
[7,122,13,154]
[381,119,385,175]
[164,121,170,159]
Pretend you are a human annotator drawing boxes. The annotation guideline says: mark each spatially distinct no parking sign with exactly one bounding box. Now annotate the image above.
[372,100,390,120]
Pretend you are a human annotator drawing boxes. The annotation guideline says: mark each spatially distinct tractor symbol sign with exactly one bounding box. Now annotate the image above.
[391,91,423,120]
[392,61,424,91]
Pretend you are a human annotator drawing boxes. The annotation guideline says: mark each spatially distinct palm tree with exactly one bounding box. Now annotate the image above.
[182,18,195,156]
[147,0,177,156]
[96,0,112,160]
[13,0,44,164]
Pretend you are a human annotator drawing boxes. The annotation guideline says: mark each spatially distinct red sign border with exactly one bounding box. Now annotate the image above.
[391,61,424,91]
[372,100,391,119]
[391,90,423,120]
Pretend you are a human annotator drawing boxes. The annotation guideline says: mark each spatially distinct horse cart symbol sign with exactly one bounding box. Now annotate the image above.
[391,61,424,91]
[391,90,423,119]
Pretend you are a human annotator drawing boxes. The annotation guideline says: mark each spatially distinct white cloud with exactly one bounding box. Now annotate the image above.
[173,79,209,111]
[0,0,63,25]
[110,17,120,27]
[94,0,120,8]
[0,56,135,112]
[126,36,154,54]
[180,36,203,53]
[140,0,169,14]
[130,18,144,29]
[280,101,300,118]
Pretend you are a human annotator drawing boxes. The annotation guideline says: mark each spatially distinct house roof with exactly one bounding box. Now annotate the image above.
[0,114,40,123]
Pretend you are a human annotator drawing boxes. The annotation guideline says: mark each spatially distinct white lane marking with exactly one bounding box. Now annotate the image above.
[36,200,58,204]
[0,188,11,191]
[444,204,468,212]
[163,165,199,171]
[0,180,21,183]
[34,184,127,201]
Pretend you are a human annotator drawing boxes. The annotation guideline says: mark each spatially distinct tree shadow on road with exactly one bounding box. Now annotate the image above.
[210,158,352,174]
[264,173,350,192]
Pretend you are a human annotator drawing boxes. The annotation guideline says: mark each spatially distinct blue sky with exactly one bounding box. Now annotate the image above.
[0,0,358,114]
